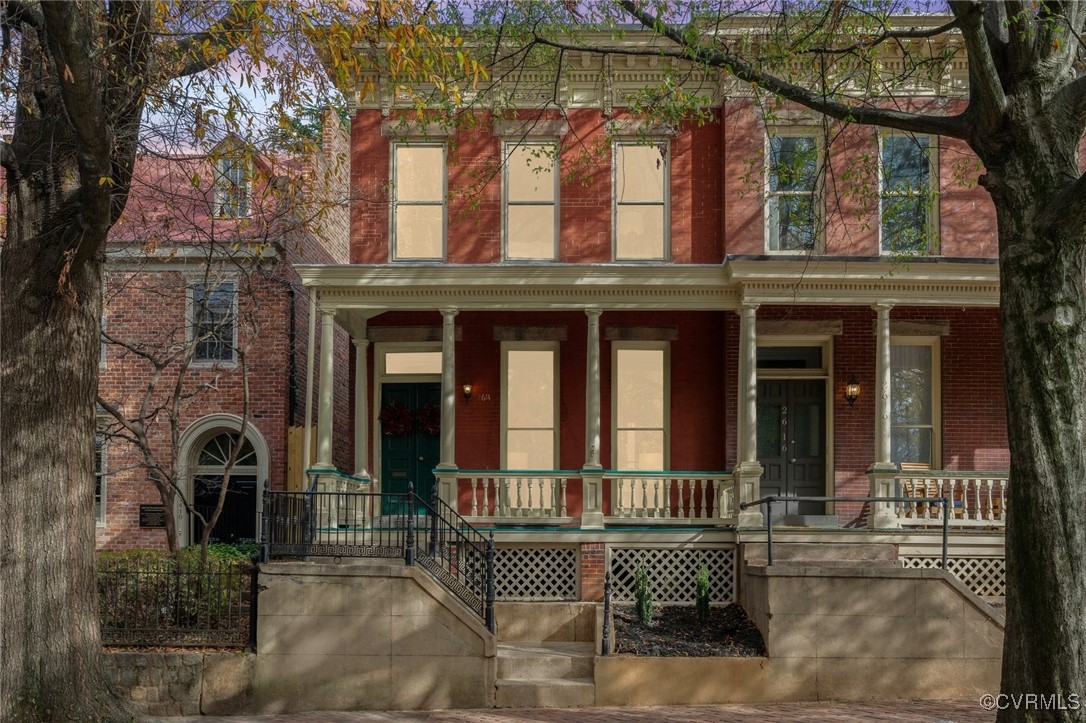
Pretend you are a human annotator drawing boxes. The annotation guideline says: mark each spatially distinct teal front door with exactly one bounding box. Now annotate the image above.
[380,382,441,511]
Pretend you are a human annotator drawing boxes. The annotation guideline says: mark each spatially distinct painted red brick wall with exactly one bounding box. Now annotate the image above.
[723,304,1007,525]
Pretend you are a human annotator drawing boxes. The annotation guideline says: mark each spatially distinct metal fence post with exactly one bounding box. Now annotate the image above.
[485,531,496,633]
[766,498,775,566]
[941,496,950,570]
[260,485,271,563]
[601,570,612,656]
[405,482,416,566]
[248,553,260,651]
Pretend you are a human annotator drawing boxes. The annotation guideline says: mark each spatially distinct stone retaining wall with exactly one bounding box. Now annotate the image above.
[103,651,254,716]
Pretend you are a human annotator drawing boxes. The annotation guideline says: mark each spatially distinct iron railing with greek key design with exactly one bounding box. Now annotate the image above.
[261,484,495,632]
[416,489,493,630]
[262,489,412,559]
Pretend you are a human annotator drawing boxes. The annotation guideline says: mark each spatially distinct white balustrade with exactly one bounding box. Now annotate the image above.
[462,472,572,520]
[607,472,733,522]
[893,471,1008,527]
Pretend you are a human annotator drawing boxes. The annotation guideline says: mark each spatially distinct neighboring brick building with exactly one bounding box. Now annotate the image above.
[291,23,1010,603]
[95,123,353,551]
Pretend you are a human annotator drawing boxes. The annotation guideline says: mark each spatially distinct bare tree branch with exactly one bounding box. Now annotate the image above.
[165,1,255,80]
[946,2,1008,132]
[559,2,972,139]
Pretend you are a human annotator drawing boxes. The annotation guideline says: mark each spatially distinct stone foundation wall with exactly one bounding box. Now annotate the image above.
[103,651,254,716]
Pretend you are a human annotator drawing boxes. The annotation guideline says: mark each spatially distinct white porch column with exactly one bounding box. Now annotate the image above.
[352,330,370,479]
[735,302,764,526]
[581,308,605,529]
[873,302,894,466]
[315,307,336,469]
[868,301,900,528]
[437,307,458,471]
[584,308,603,471]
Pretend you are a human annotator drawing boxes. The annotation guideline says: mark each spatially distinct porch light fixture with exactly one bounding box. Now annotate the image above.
[462,384,473,401]
[844,375,861,407]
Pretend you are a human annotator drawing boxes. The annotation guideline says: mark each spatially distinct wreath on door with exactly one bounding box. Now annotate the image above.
[378,401,413,436]
[416,403,441,436]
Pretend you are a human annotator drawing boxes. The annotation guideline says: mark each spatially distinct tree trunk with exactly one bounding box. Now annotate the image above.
[990,149,1086,720]
[0,203,132,722]
[0,21,133,723]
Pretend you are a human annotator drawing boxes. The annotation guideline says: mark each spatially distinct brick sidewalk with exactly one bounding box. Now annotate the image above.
[173,699,994,722]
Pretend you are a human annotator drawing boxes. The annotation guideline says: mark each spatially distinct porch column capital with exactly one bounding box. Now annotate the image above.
[440,306,459,320]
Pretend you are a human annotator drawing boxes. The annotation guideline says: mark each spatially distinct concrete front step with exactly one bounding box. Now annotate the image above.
[743,541,899,565]
[497,642,595,680]
[494,678,596,708]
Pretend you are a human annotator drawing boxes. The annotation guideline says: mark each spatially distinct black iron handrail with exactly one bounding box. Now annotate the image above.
[260,483,496,632]
[739,495,950,569]
[414,486,494,631]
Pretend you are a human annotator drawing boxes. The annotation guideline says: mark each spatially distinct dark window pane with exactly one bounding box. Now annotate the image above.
[770,136,817,192]
[775,195,816,251]
[892,428,932,466]
[757,346,823,369]
[193,282,236,362]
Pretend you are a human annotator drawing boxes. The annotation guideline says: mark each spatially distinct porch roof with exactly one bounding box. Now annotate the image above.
[295,257,1001,318]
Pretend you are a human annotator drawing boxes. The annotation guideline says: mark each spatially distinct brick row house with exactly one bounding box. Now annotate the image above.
[95,123,353,551]
[290,23,1010,605]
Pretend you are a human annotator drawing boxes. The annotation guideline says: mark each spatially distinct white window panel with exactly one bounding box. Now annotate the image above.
[613,344,669,470]
[505,143,558,260]
[502,345,558,470]
[392,144,445,260]
[614,142,668,260]
[385,351,442,375]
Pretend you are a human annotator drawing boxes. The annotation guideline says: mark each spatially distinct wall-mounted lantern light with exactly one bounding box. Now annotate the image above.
[844,375,861,407]
[462,384,473,401]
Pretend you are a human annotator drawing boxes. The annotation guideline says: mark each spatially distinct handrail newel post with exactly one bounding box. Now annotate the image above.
[485,531,496,633]
[601,570,613,656]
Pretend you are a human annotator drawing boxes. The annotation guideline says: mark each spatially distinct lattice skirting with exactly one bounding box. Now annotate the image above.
[901,556,1006,598]
[608,546,736,604]
[493,545,580,601]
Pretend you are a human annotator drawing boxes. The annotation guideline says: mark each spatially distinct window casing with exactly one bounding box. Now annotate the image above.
[766,133,820,252]
[191,281,237,364]
[504,142,558,261]
[501,343,559,469]
[890,338,941,467]
[880,134,937,254]
[613,142,668,261]
[391,143,445,261]
[612,342,670,470]
[215,157,250,218]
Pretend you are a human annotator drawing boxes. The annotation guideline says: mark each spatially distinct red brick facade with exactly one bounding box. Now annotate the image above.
[345,101,1009,528]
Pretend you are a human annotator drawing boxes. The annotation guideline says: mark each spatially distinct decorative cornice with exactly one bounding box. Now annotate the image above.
[298,257,1001,311]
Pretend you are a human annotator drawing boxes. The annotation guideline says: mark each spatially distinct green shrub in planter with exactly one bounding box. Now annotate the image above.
[695,564,710,624]
[634,565,654,624]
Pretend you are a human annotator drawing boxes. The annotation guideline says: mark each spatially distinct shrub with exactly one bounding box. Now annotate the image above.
[634,565,654,624]
[695,564,711,624]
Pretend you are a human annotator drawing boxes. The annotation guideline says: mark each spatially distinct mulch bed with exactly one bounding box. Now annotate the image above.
[613,603,767,657]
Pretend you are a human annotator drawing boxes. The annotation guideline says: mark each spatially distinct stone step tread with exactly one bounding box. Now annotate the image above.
[743,542,898,562]
[498,642,595,657]
[496,678,596,687]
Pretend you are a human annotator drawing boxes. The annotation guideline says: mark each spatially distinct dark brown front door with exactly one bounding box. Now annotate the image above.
[757,379,826,516]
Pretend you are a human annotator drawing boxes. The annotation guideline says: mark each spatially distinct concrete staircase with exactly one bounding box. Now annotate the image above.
[493,602,597,708]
